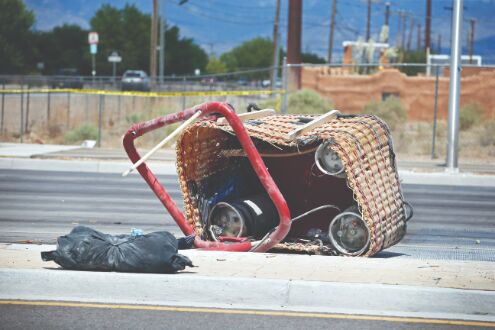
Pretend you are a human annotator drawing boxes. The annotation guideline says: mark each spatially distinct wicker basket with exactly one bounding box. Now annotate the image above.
[176,113,407,257]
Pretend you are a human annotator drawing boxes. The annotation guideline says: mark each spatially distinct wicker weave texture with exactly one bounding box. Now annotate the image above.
[176,114,407,256]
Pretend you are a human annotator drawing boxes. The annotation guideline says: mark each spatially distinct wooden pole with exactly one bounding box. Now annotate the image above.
[328,0,337,63]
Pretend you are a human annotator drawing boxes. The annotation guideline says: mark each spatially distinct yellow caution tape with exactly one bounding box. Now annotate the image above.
[0,88,284,97]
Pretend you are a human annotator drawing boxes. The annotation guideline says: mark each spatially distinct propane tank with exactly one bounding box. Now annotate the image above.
[315,141,346,178]
[207,195,278,241]
[328,205,370,256]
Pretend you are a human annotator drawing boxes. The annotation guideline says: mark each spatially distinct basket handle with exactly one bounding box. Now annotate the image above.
[123,102,291,252]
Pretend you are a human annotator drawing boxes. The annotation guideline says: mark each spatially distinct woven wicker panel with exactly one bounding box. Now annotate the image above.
[176,114,407,256]
[176,125,233,235]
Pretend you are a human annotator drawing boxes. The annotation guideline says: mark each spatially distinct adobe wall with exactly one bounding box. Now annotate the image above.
[301,68,495,121]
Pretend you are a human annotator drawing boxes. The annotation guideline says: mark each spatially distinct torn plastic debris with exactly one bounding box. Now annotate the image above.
[41,226,193,273]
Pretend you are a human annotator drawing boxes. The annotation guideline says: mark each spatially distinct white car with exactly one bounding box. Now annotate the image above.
[121,70,151,91]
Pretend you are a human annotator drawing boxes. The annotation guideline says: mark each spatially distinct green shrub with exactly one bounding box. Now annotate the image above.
[479,120,495,147]
[258,89,333,114]
[125,113,146,124]
[65,124,98,143]
[363,96,407,130]
[460,103,484,131]
[287,89,333,114]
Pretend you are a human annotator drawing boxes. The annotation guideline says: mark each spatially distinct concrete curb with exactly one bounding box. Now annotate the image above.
[2,157,495,186]
[0,157,177,175]
[0,268,494,322]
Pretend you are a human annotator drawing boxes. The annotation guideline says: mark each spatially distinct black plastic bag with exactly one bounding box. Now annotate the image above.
[41,226,194,273]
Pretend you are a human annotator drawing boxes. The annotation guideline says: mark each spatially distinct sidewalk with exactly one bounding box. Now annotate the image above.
[1,243,494,322]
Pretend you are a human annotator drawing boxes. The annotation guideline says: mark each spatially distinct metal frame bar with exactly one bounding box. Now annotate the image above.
[122,102,292,252]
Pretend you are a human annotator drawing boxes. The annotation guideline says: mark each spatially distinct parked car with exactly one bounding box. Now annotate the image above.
[51,68,84,89]
[121,70,151,91]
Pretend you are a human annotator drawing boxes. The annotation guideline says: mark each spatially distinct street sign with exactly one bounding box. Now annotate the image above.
[88,32,99,45]
[90,44,97,55]
[107,51,122,63]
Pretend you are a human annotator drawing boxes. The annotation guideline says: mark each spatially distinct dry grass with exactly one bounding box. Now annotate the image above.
[1,93,493,164]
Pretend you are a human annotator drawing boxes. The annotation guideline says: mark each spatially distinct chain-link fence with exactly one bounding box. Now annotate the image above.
[1,63,494,165]
[0,68,282,148]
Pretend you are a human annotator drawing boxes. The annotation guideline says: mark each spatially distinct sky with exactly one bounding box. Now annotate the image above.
[25,0,495,63]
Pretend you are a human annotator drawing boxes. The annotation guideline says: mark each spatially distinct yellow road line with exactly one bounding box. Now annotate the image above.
[0,89,284,98]
[0,300,493,327]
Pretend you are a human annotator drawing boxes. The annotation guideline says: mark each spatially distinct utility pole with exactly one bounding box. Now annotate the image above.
[287,0,302,90]
[150,0,158,78]
[396,10,402,47]
[327,0,337,63]
[401,13,407,49]
[271,0,281,87]
[366,0,371,41]
[416,24,421,50]
[158,0,165,84]
[446,0,463,172]
[385,2,390,26]
[407,17,414,51]
[437,34,442,53]
[425,0,432,52]
[468,18,476,64]
[207,43,214,56]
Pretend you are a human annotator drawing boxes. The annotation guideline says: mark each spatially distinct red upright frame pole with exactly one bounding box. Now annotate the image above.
[123,102,292,252]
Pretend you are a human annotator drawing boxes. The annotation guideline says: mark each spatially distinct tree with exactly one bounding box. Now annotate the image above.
[206,56,227,74]
[220,37,273,72]
[0,0,35,73]
[164,26,207,75]
[90,4,207,76]
[90,4,150,75]
[301,52,326,64]
[218,37,327,79]
[398,49,426,76]
[33,25,88,74]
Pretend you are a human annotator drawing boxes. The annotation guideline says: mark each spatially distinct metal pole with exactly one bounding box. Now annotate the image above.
[97,94,103,148]
[431,66,440,159]
[66,92,71,129]
[25,86,30,133]
[20,86,24,143]
[281,57,288,114]
[117,95,122,122]
[84,93,89,123]
[446,0,463,172]
[92,54,96,86]
[46,91,51,126]
[1,92,5,135]
[181,76,186,110]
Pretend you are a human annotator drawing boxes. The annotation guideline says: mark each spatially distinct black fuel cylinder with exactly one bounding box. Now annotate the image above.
[208,195,278,240]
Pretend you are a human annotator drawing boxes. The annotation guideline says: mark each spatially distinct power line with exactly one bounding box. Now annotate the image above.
[171,1,274,25]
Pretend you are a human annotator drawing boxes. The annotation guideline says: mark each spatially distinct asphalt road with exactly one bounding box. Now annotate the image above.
[1,303,488,330]
[1,169,495,329]
[1,169,494,261]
